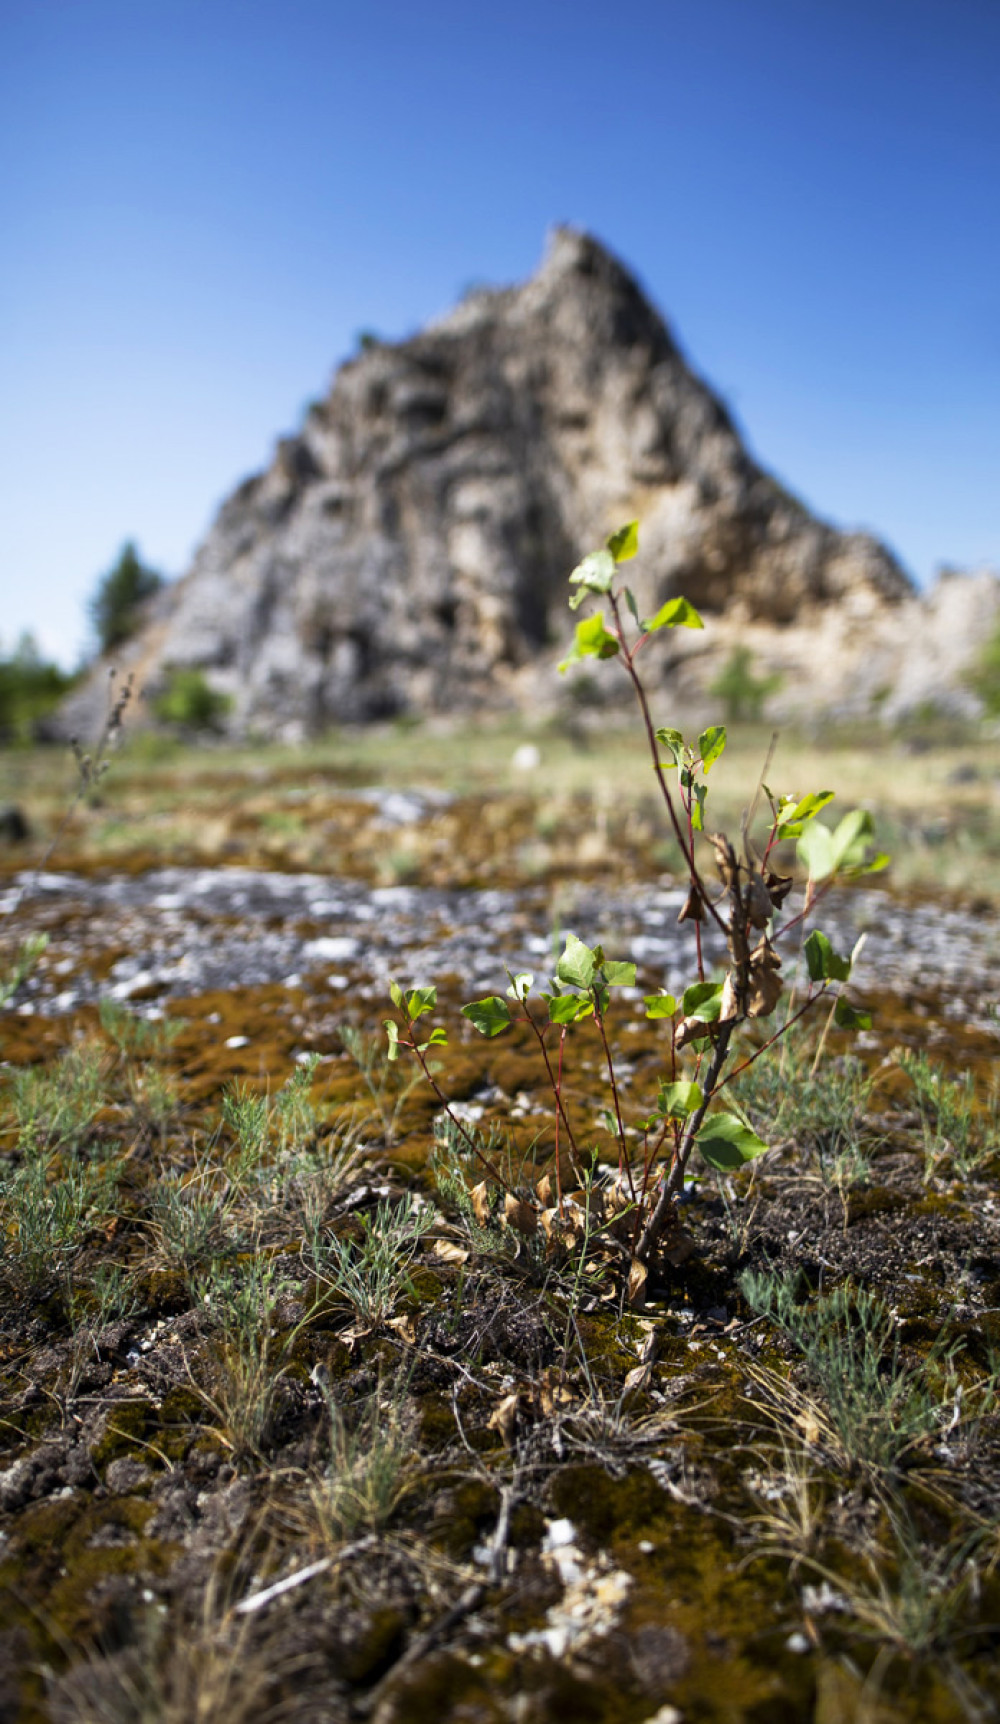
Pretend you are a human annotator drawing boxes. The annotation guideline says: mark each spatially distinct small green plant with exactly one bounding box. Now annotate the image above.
[3,1039,107,1154]
[310,1193,435,1329]
[896,1048,997,1179]
[0,1154,119,1286]
[192,1253,295,1461]
[340,1024,427,1147]
[310,1375,416,1543]
[147,1153,237,1276]
[384,521,887,1275]
[740,1271,959,1474]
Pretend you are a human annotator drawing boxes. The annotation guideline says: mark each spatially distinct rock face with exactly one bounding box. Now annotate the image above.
[66,228,962,738]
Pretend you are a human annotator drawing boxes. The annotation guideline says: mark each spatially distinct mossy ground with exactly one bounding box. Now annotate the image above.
[2,729,1000,1721]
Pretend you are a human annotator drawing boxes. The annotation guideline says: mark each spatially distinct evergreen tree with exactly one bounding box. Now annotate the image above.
[90,542,163,653]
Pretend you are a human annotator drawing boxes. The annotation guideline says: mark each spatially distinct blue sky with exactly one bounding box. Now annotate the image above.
[2,0,998,665]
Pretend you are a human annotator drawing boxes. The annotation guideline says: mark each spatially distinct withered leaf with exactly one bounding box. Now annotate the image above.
[488,1392,519,1445]
[747,938,783,1019]
[432,1238,469,1264]
[677,882,705,924]
[719,973,740,1022]
[538,1368,574,1416]
[709,833,738,889]
[627,1258,648,1310]
[387,1313,418,1344]
[535,1173,553,1206]
[744,873,774,928]
[470,1181,492,1227]
[503,1194,538,1235]
[623,1362,653,1394]
[728,920,749,966]
[765,869,793,909]
[674,1015,705,1049]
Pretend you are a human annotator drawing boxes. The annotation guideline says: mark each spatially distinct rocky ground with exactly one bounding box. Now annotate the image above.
[2,764,1000,1723]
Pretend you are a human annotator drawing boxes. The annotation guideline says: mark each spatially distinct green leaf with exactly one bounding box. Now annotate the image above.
[384,1018,400,1062]
[506,972,533,1001]
[606,520,639,563]
[568,549,616,609]
[597,1107,619,1137]
[389,981,404,1010]
[698,725,727,773]
[654,726,685,760]
[556,933,597,990]
[803,930,852,983]
[601,959,637,987]
[861,851,891,876]
[681,979,724,1022]
[696,1112,769,1170]
[796,821,837,881]
[642,596,704,633]
[461,996,512,1037]
[658,1080,703,1119]
[558,613,621,671]
[777,789,835,835]
[624,587,641,628]
[546,993,593,1025]
[420,1027,449,1049]
[690,782,707,832]
[834,996,872,1031]
[831,808,875,872]
[406,986,438,1020]
[643,993,677,1020]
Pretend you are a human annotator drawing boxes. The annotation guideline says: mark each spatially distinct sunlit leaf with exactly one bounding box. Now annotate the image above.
[698,725,727,773]
[642,596,704,632]
[568,549,615,610]
[606,520,639,563]
[558,613,620,670]
[556,933,597,989]
[658,1080,703,1119]
[643,993,677,1020]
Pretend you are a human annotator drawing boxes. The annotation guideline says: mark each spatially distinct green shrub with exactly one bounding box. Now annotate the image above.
[708,645,781,721]
[152,668,232,732]
[967,614,1000,717]
[0,634,73,741]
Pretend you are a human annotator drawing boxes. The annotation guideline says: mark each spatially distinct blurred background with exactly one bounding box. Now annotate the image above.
[2,0,999,669]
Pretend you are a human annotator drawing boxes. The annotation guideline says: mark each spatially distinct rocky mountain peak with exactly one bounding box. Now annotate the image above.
[64,228,926,739]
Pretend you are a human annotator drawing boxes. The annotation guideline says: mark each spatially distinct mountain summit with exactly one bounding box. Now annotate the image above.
[70,228,918,736]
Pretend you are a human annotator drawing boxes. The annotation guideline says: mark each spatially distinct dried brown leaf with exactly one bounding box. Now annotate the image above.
[677,882,705,924]
[432,1239,469,1265]
[470,1181,492,1227]
[488,1392,519,1445]
[719,972,740,1022]
[744,873,773,928]
[627,1258,648,1310]
[503,1194,538,1235]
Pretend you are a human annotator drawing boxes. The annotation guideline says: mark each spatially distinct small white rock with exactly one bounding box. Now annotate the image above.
[225,1034,250,1049]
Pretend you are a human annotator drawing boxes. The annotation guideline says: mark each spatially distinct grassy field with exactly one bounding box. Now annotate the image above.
[2,712,1000,897]
[1,717,1000,1722]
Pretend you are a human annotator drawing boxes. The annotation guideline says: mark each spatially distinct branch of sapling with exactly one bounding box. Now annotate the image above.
[607,591,727,936]
[519,1004,585,1182]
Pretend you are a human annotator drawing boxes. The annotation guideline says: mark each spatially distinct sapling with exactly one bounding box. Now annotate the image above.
[385,523,887,1271]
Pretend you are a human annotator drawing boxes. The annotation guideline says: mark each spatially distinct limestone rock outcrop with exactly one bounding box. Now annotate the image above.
[67,227,978,739]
